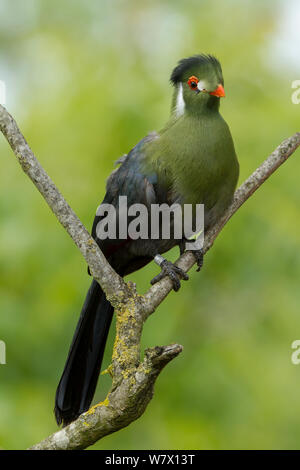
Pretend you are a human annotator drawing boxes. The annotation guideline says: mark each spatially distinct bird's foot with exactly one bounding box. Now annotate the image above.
[190,248,204,272]
[179,239,204,273]
[151,255,189,292]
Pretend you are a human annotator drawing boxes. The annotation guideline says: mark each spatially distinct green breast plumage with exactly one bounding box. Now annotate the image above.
[143,110,239,228]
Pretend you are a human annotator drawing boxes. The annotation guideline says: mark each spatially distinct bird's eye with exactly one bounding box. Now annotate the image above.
[187,76,199,90]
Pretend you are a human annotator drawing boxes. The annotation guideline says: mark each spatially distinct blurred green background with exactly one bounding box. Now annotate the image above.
[0,0,300,450]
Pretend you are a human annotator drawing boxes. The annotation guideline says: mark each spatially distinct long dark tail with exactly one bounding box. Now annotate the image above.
[54,280,114,426]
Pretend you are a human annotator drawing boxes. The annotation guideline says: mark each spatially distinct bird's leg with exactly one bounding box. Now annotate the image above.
[150,254,189,292]
[179,239,204,273]
[179,239,186,256]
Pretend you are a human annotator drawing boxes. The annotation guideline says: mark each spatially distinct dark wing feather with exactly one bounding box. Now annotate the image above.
[91,133,165,271]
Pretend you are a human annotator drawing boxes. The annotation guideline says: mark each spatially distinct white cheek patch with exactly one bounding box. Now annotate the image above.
[175,83,185,117]
[197,80,207,92]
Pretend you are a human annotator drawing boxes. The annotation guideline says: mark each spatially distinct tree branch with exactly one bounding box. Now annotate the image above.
[0,103,299,449]
[143,132,300,315]
[0,104,128,308]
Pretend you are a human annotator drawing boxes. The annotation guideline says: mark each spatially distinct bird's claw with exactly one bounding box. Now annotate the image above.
[191,248,204,272]
[151,260,189,292]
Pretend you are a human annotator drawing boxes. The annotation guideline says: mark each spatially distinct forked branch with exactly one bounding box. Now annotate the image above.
[0,104,299,449]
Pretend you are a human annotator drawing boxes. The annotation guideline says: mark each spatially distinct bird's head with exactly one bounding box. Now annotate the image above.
[170,54,225,117]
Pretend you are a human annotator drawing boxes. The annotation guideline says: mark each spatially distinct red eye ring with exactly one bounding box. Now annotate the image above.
[187,75,199,90]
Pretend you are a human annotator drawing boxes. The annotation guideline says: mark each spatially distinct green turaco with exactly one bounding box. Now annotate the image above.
[55,54,239,426]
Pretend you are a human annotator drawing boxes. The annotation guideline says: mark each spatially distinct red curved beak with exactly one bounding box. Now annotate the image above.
[209,84,225,97]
